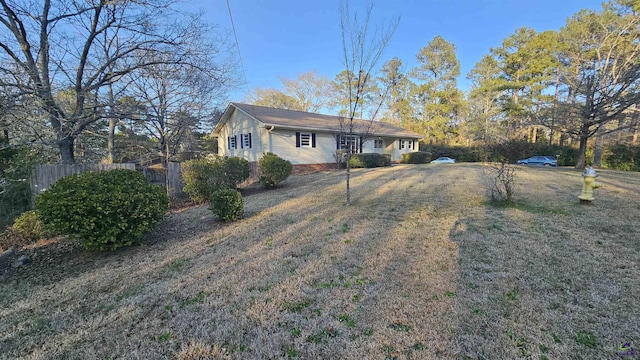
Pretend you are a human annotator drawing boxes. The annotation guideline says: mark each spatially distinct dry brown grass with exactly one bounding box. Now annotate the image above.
[0,164,638,359]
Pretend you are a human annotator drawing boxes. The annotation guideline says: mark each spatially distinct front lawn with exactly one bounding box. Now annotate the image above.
[0,164,638,359]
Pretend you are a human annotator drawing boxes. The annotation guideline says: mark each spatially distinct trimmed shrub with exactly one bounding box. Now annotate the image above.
[182,158,217,203]
[209,188,244,222]
[259,152,292,188]
[35,169,169,251]
[402,151,432,164]
[349,153,391,168]
[9,210,51,242]
[182,156,250,203]
[210,156,250,190]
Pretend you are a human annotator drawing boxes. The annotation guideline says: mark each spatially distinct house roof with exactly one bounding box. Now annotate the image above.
[214,102,423,139]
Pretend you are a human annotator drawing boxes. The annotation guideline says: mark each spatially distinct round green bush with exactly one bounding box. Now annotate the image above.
[259,152,292,188]
[35,169,169,251]
[10,210,51,242]
[182,157,217,203]
[210,156,250,190]
[209,189,244,222]
[402,151,432,164]
[182,156,250,203]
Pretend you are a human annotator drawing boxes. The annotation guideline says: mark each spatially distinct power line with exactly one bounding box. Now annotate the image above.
[226,0,250,97]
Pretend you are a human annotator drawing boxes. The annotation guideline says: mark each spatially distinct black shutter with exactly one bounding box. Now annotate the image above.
[359,136,363,153]
[399,139,401,150]
[248,133,252,148]
[234,135,237,149]
[296,132,301,147]
[311,133,316,148]
[240,133,244,148]
[228,136,231,149]
[336,136,340,150]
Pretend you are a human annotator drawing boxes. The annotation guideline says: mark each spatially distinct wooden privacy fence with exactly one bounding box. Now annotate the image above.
[140,162,185,199]
[29,160,262,200]
[30,163,135,195]
[30,163,186,199]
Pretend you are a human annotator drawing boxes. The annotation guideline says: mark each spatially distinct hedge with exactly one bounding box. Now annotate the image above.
[349,153,391,168]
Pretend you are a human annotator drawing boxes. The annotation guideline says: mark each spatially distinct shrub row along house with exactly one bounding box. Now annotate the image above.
[213,103,422,170]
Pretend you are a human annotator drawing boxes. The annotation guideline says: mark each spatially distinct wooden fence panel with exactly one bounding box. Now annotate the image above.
[30,163,136,195]
[167,162,185,198]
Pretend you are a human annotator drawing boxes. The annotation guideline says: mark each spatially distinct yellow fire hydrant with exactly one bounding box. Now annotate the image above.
[579,167,600,204]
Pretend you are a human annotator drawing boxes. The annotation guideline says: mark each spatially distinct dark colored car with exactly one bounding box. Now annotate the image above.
[517,156,558,166]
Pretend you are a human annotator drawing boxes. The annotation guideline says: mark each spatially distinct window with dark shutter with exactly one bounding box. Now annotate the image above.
[297,132,314,148]
[300,133,311,147]
[241,133,251,148]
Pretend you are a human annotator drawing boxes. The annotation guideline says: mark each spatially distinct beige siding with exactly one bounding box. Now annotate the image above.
[269,130,336,165]
[217,109,265,161]
[361,138,385,154]
[387,138,419,161]
[360,137,419,161]
[216,106,420,164]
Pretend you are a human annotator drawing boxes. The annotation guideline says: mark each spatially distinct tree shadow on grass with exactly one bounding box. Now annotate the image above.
[0,165,463,359]
[450,169,640,360]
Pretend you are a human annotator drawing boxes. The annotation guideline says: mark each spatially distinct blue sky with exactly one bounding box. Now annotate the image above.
[194,0,605,103]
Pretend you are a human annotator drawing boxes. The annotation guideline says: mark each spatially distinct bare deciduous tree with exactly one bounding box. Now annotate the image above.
[247,71,331,112]
[338,1,398,205]
[558,4,640,168]
[0,0,229,164]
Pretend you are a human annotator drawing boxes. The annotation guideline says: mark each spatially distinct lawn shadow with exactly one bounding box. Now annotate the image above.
[449,167,640,359]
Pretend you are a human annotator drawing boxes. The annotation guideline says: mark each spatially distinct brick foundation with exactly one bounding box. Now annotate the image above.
[292,163,339,175]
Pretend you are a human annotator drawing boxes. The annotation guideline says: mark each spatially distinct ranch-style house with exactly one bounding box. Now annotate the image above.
[213,102,422,168]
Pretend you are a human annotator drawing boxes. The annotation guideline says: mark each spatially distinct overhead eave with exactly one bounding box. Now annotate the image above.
[262,123,422,139]
[212,103,266,134]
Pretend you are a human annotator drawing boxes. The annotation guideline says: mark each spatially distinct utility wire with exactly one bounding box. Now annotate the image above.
[226,0,250,97]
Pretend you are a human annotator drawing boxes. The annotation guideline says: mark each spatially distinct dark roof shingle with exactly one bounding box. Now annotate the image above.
[230,103,422,139]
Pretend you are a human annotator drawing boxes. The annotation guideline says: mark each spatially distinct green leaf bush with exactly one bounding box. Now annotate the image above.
[402,151,432,164]
[349,153,391,168]
[35,169,169,251]
[0,149,37,230]
[9,210,51,242]
[181,158,217,203]
[209,188,244,222]
[182,156,250,202]
[259,152,292,188]
[210,156,250,190]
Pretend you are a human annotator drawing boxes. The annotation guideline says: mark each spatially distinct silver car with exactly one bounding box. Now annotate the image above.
[431,157,456,164]
[517,156,557,166]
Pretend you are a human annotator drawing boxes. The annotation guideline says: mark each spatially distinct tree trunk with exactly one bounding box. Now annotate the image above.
[106,82,116,164]
[593,125,606,168]
[107,118,116,163]
[59,136,76,164]
[575,124,590,169]
[345,151,351,205]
